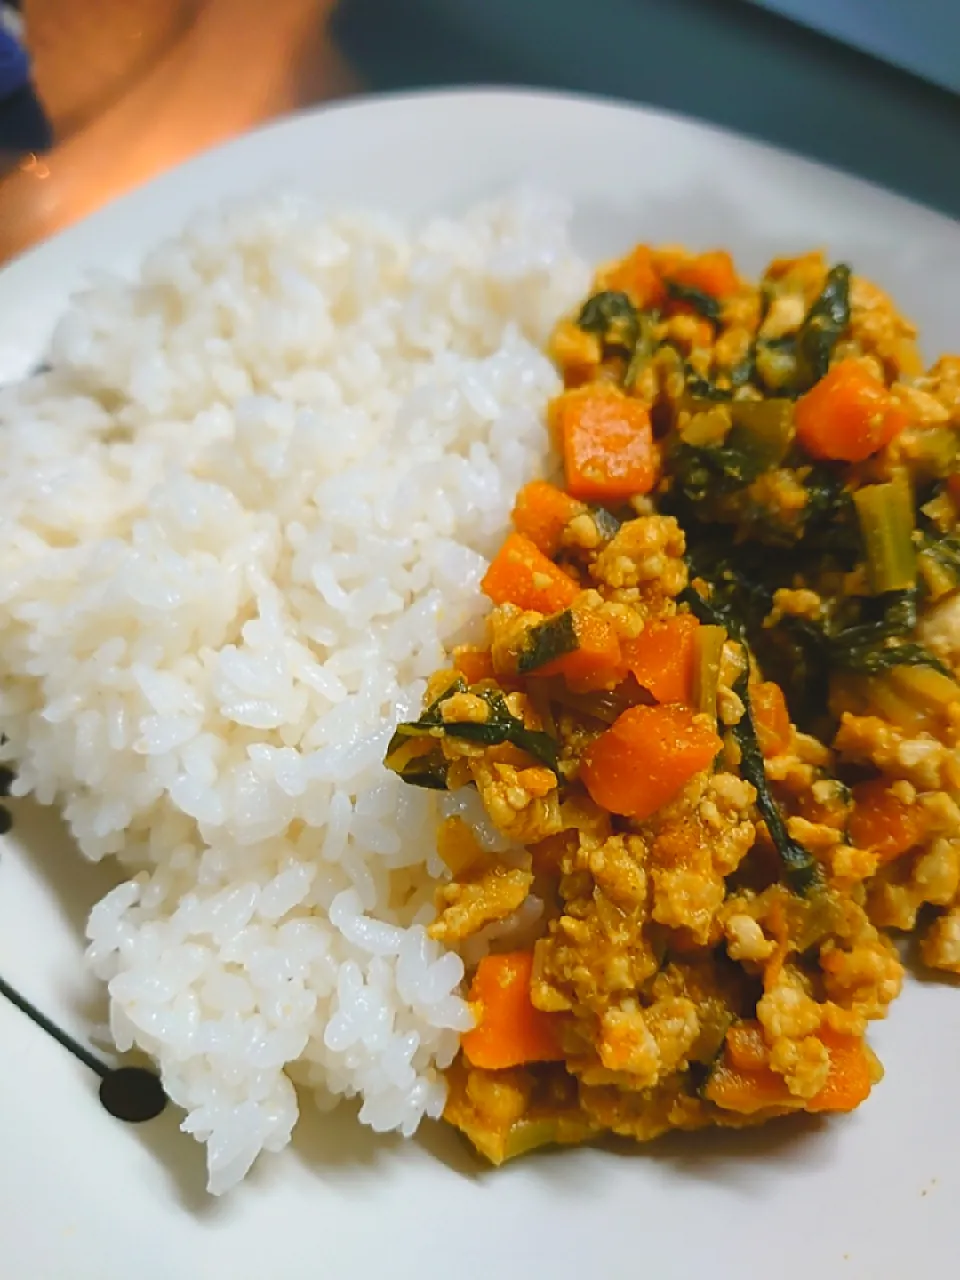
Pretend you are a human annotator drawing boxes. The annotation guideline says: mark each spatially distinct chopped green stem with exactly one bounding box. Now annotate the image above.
[694,625,727,719]
[623,310,661,390]
[886,664,960,712]
[727,399,795,472]
[854,476,916,594]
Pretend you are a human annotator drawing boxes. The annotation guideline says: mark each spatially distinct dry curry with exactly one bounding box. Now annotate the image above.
[385,242,960,1163]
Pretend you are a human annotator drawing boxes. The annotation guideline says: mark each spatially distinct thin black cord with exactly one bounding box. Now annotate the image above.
[0,972,109,1078]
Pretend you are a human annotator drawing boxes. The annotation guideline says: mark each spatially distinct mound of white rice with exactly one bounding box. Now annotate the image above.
[0,190,589,1192]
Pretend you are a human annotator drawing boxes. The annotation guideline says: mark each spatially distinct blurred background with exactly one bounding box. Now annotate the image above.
[0,0,958,264]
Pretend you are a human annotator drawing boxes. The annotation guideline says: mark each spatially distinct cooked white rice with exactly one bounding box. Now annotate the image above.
[0,190,589,1192]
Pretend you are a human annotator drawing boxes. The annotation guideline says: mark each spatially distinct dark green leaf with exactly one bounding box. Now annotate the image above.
[684,373,733,402]
[792,465,861,559]
[824,588,949,676]
[384,681,560,783]
[577,291,639,352]
[518,611,578,674]
[662,592,821,892]
[669,434,767,505]
[383,721,451,789]
[732,670,822,895]
[761,335,798,352]
[393,752,450,790]
[451,688,559,769]
[917,529,960,598]
[831,640,950,677]
[666,281,723,324]
[793,264,851,393]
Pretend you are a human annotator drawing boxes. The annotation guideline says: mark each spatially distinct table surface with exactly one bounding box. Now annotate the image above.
[0,0,358,266]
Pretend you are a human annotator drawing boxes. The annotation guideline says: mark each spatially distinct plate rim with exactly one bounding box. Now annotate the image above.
[4,82,958,281]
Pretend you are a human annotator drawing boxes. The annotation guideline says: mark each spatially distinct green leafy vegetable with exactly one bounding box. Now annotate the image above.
[541,677,650,725]
[623,310,661,390]
[384,679,560,789]
[917,528,960,601]
[665,280,723,324]
[518,610,579,673]
[668,400,796,509]
[732,669,822,895]
[680,585,820,892]
[386,746,450,790]
[669,434,770,505]
[824,589,949,677]
[577,290,639,352]
[684,373,733,402]
[798,464,859,551]
[793,264,851,392]
[831,638,949,677]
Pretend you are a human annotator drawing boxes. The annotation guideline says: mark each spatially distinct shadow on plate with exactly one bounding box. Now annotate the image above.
[629,1110,837,1191]
[5,796,121,937]
[290,1091,400,1177]
[289,1093,483,1183]
[413,1101,836,1199]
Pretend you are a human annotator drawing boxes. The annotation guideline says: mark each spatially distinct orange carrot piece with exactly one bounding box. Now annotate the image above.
[533,609,623,692]
[752,681,793,757]
[603,244,665,309]
[795,359,908,462]
[461,951,564,1070]
[551,386,657,502]
[579,703,721,819]
[707,1024,876,1115]
[481,532,579,614]
[724,1020,771,1072]
[704,1060,797,1114]
[668,249,739,299]
[947,473,960,505]
[511,481,585,557]
[651,247,687,279]
[453,646,496,685]
[621,614,699,705]
[848,778,927,865]
[806,1027,875,1114]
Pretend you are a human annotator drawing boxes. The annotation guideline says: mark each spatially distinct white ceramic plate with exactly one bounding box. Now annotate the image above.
[2,89,959,1280]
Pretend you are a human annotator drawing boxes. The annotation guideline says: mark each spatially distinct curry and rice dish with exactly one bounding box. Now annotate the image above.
[386,242,960,1163]
[5,196,960,1192]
